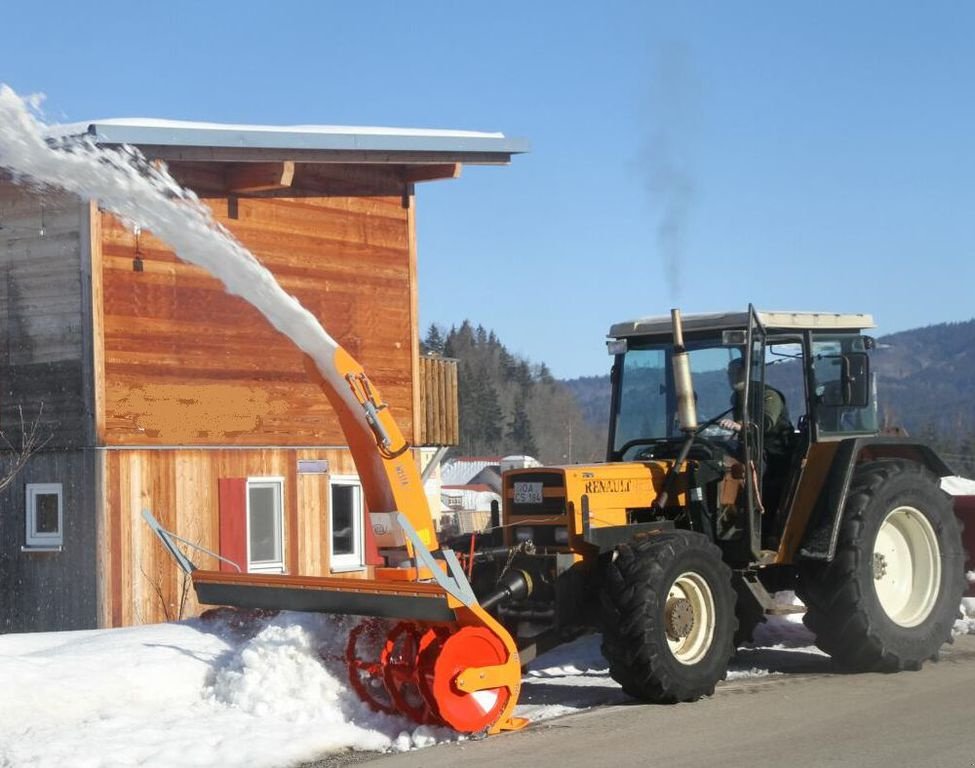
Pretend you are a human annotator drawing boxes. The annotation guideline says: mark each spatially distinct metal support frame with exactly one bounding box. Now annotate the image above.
[141,509,241,575]
[395,511,477,606]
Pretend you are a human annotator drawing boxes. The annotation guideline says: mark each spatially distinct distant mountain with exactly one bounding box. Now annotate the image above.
[562,319,975,474]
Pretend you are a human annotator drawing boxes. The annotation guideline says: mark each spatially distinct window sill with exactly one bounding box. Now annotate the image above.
[21,545,63,553]
[330,565,366,574]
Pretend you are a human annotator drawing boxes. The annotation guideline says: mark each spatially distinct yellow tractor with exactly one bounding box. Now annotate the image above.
[477,306,967,701]
[148,306,968,730]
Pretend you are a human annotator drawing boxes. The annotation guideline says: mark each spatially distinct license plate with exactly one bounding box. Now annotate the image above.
[513,481,543,504]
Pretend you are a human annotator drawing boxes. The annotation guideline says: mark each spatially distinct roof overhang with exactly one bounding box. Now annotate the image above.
[40,118,527,196]
[610,310,876,339]
[48,119,529,166]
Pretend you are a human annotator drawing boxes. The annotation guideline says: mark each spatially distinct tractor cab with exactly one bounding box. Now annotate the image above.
[606,307,879,560]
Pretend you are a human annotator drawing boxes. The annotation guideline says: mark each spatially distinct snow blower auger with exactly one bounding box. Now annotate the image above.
[145,349,527,735]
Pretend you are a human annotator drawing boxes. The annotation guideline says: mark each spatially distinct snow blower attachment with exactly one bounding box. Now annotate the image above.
[146,347,526,735]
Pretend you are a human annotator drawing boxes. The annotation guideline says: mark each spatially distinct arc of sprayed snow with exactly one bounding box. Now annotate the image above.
[0,84,348,384]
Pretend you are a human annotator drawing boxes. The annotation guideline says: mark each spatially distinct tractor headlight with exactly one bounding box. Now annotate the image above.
[554,527,569,545]
[515,527,534,543]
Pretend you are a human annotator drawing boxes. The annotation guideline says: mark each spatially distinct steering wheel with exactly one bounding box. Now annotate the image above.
[619,407,736,462]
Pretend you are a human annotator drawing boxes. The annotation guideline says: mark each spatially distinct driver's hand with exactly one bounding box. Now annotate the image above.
[718,418,741,433]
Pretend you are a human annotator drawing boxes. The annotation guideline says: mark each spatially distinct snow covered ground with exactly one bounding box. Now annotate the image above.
[3,593,971,768]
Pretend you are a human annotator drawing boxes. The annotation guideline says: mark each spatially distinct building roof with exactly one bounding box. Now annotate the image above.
[441,458,501,487]
[47,118,529,165]
[610,310,876,339]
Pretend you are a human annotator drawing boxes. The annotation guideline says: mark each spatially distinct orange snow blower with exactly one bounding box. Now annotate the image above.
[146,350,527,735]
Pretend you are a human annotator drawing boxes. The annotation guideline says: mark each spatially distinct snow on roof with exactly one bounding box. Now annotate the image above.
[44,118,529,163]
[442,483,495,493]
[610,310,876,339]
[441,458,502,486]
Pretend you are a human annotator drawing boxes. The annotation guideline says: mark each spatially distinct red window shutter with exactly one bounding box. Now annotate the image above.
[218,478,247,573]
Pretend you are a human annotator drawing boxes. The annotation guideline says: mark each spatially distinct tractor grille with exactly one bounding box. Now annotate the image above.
[506,471,567,516]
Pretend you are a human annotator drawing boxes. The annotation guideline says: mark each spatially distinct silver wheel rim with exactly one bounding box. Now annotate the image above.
[873,506,941,627]
[665,571,716,665]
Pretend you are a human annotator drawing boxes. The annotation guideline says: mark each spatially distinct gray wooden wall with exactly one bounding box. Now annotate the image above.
[1,184,97,632]
[0,185,88,449]
[0,450,98,632]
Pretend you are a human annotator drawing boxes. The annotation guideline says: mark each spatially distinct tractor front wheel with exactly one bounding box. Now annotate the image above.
[600,530,737,703]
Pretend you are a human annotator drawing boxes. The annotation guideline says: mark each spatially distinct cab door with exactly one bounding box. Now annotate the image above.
[741,305,767,560]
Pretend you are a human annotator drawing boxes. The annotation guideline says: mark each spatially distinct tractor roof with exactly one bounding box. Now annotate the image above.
[610,310,876,339]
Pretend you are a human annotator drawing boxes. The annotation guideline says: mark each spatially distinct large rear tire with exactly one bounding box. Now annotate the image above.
[797,460,966,671]
[600,530,736,702]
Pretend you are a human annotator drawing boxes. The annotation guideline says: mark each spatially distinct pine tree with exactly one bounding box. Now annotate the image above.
[506,392,538,456]
[423,323,445,355]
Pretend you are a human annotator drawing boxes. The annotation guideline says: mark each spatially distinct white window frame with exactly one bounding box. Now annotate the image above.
[329,475,364,572]
[25,483,63,549]
[246,477,285,574]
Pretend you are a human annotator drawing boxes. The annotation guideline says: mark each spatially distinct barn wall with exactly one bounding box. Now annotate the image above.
[100,446,388,627]
[0,185,90,448]
[98,195,417,448]
[0,450,98,632]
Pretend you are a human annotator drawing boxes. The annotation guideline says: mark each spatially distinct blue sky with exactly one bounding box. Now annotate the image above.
[3,1,974,378]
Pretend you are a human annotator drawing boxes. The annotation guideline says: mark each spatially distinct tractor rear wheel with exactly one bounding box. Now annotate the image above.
[797,460,965,671]
[600,530,736,703]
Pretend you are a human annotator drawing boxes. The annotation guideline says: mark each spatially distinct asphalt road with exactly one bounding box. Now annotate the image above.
[308,634,975,768]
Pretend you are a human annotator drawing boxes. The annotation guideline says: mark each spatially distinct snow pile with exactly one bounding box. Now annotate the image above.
[956,572,975,636]
[0,613,450,768]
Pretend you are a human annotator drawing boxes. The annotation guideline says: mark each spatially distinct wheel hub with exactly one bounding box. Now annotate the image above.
[666,597,695,640]
[872,552,888,580]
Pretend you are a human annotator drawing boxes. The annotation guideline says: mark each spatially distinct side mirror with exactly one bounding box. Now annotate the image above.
[821,353,870,407]
[843,352,870,407]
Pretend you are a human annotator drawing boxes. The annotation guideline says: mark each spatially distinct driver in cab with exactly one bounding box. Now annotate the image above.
[718,357,795,523]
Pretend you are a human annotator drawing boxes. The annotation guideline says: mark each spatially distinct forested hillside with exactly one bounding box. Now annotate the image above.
[423,323,605,464]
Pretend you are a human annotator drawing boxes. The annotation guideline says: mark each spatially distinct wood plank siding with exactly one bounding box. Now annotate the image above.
[99,194,417,447]
[95,191,425,625]
[418,356,459,446]
[2,171,458,631]
[100,447,366,626]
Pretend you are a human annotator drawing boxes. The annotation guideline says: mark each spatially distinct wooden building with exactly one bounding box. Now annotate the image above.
[0,120,525,632]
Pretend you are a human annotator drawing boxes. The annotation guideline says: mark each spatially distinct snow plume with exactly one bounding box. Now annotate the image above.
[0,84,338,375]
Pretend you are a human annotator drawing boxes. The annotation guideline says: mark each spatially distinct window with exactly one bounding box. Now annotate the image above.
[26,483,63,549]
[765,341,807,422]
[811,335,878,436]
[330,476,363,571]
[246,477,284,573]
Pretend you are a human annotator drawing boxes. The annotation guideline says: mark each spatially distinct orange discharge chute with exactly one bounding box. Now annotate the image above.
[181,350,526,735]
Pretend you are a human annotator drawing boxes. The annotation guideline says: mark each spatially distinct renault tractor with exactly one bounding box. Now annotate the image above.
[478,306,967,702]
[149,306,967,732]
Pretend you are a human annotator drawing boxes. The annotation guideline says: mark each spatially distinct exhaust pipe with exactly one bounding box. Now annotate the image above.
[652,309,699,512]
[671,308,698,433]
